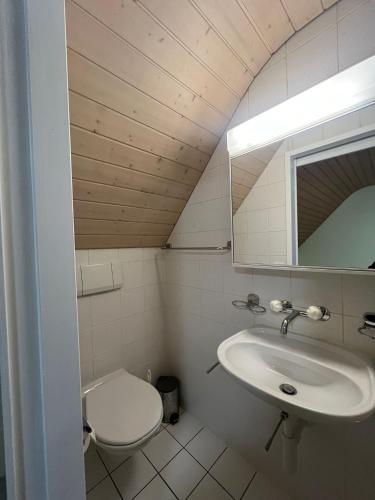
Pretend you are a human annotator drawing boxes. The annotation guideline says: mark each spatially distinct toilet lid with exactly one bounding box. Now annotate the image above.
[86,371,163,446]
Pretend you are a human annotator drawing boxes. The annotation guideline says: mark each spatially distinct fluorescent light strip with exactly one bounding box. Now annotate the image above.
[227,55,375,158]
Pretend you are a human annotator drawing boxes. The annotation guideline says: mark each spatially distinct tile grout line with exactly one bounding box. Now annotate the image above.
[140,450,179,500]
[160,422,244,500]
[86,473,110,495]
[186,471,210,499]
[95,448,125,500]
[152,424,235,499]
[205,447,238,500]
[88,416,257,500]
[240,470,258,500]
[124,452,158,500]
[85,448,111,493]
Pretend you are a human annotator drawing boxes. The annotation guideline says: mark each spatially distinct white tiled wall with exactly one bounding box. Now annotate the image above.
[163,2,375,499]
[233,142,288,265]
[76,248,168,386]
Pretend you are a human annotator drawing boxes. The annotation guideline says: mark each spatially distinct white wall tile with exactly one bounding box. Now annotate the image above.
[88,249,119,264]
[123,312,146,345]
[287,26,338,97]
[93,347,123,379]
[338,0,375,69]
[121,287,145,317]
[290,312,343,344]
[77,296,92,331]
[342,275,375,317]
[291,272,342,313]
[91,290,121,326]
[199,261,224,292]
[286,4,337,53]
[123,261,143,289]
[79,328,93,365]
[118,248,143,262]
[343,314,375,358]
[248,60,287,117]
[253,270,291,302]
[92,320,122,358]
[337,0,369,20]
[75,249,89,265]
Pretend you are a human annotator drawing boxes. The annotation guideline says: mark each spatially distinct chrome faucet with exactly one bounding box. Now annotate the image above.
[270,299,330,335]
[280,310,300,335]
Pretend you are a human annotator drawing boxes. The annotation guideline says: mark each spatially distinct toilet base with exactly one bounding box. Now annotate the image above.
[92,421,162,457]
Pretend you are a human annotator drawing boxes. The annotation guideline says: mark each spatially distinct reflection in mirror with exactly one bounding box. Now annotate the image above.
[231,108,375,271]
[232,140,288,266]
[296,143,375,269]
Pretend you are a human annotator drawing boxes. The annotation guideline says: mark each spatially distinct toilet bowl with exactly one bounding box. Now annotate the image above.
[83,369,163,457]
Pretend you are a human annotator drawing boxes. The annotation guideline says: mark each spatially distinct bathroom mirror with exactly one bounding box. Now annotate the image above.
[229,56,375,272]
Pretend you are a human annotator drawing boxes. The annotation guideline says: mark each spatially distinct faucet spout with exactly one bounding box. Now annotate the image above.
[280,310,300,335]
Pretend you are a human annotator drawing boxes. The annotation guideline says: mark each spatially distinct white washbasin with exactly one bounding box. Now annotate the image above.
[217,327,375,423]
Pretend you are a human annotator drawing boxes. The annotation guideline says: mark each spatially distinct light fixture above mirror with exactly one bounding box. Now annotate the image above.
[227,56,375,158]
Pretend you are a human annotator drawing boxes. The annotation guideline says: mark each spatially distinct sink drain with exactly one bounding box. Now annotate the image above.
[279,383,297,395]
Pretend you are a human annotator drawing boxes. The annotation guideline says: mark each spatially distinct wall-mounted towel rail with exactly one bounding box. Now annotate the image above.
[161,241,231,251]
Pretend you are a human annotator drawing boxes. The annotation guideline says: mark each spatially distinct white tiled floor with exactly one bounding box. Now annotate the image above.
[85,411,290,500]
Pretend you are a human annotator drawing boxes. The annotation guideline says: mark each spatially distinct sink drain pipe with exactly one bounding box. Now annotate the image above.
[282,415,306,474]
[265,412,307,474]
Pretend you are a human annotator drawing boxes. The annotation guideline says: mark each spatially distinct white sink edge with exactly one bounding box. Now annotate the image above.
[217,327,375,423]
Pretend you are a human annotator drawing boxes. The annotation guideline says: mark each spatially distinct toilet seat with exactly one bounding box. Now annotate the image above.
[85,369,163,448]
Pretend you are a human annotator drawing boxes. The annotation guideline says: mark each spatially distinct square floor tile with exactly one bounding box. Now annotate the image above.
[134,475,176,500]
[85,443,108,492]
[166,412,203,446]
[111,452,156,499]
[243,473,290,500]
[87,477,121,500]
[210,448,256,500]
[161,450,206,500]
[186,428,226,470]
[97,447,130,473]
[189,474,232,500]
[143,429,182,471]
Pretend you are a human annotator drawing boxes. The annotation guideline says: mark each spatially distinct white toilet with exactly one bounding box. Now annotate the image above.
[83,369,163,457]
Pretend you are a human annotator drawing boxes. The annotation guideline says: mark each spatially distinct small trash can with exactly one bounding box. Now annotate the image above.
[156,376,180,425]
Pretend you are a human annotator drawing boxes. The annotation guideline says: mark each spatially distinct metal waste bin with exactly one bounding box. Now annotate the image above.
[156,376,180,424]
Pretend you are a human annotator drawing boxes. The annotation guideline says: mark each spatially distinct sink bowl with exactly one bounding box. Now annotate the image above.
[217,327,375,423]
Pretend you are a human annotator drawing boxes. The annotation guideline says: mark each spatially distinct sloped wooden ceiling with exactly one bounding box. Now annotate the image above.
[65,0,338,249]
[297,146,375,245]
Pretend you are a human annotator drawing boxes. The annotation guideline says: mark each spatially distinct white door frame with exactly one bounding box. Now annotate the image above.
[0,0,85,498]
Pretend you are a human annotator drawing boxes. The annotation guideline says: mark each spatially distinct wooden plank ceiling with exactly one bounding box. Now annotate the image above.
[297,146,375,245]
[65,0,338,249]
